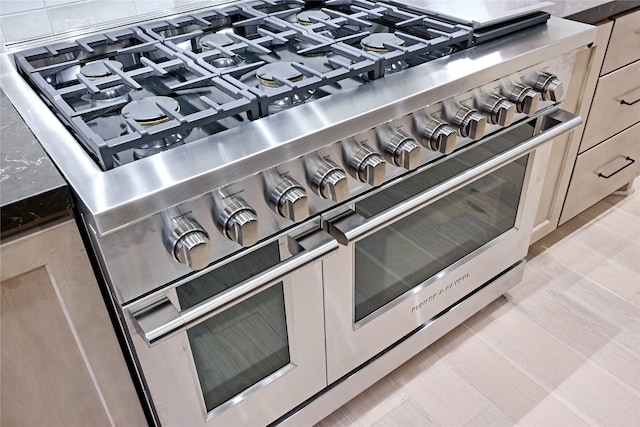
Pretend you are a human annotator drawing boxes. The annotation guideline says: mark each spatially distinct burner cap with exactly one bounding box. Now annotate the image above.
[200,33,235,49]
[80,60,123,79]
[297,10,330,25]
[361,33,405,53]
[256,62,303,87]
[121,96,180,125]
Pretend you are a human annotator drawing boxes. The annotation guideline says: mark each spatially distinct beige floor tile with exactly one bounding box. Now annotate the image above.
[371,399,439,427]
[391,354,491,426]
[464,403,517,427]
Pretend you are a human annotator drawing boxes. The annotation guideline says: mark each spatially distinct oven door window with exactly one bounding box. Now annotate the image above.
[353,126,532,322]
[176,242,289,412]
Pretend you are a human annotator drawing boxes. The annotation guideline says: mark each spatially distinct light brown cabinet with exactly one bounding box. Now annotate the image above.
[531,20,613,242]
[533,8,640,240]
[0,217,146,426]
[560,8,640,224]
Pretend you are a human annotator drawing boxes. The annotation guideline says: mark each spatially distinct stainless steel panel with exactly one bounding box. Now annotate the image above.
[323,127,554,382]
[0,18,595,236]
[327,110,581,246]
[131,229,338,345]
[396,0,554,28]
[126,257,327,426]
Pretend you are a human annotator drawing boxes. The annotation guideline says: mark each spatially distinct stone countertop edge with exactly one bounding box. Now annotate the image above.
[1,88,74,239]
[548,0,640,24]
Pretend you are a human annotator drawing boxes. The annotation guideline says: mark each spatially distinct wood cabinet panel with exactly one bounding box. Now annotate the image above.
[561,123,640,223]
[0,218,147,426]
[580,60,640,152]
[1,267,112,426]
[531,21,613,242]
[601,9,640,75]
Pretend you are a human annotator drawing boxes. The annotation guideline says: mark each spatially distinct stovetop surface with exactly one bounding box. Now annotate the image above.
[0,0,597,239]
[13,0,485,170]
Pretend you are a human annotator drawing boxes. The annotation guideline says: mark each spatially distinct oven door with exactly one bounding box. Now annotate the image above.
[322,110,581,383]
[125,227,337,426]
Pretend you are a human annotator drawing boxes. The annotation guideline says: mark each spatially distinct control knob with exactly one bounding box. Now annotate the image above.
[482,94,516,126]
[450,104,487,139]
[376,125,420,170]
[165,214,210,271]
[503,83,539,114]
[217,195,258,247]
[269,175,309,222]
[414,114,457,154]
[343,138,387,186]
[310,158,349,202]
[532,72,563,102]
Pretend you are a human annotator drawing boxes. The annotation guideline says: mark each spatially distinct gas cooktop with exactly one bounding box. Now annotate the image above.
[13,0,547,170]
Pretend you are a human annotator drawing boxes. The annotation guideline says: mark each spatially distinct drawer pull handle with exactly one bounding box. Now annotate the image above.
[620,86,640,106]
[597,156,636,179]
[620,98,640,106]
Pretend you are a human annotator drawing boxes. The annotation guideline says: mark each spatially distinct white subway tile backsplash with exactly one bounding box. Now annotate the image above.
[174,0,208,6]
[134,0,175,15]
[91,0,138,24]
[0,0,46,16]
[0,9,52,41]
[48,0,96,33]
[44,0,84,6]
[0,0,216,43]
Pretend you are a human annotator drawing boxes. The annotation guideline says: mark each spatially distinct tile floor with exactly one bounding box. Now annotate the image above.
[315,183,640,426]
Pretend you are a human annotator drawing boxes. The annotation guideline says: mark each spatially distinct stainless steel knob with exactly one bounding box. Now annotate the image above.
[165,215,210,270]
[376,125,420,170]
[414,115,457,154]
[269,175,309,222]
[218,196,258,247]
[482,94,516,126]
[504,83,539,114]
[311,159,349,202]
[345,140,387,186]
[533,72,563,102]
[451,106,486,139]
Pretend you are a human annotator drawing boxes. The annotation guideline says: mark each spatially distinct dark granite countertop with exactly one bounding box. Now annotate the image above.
[547,0,640,24]
[0,88,73,238]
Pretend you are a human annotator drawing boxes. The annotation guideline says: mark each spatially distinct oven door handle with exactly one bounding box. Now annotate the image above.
[130,229,338,346]
[327,110,582,246]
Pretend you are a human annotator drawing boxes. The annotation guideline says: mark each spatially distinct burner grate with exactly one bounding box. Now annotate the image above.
[14,0,484,170]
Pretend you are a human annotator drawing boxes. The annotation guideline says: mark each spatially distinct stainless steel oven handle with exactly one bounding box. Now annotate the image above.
[328,110,582,246]
[130,229,338,346]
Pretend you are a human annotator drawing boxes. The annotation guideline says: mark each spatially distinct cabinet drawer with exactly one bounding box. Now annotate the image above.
[601,9,640,75]
[561,123,640,223]
[580,60,640,152]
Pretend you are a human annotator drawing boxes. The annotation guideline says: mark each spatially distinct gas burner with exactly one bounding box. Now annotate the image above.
[256,62,304,88]
[296,9,330,25]
[199,33,244,68]
[78,60,132,103]
[200,33,234,49]
[256,62,315,113]
[121,96,188,159]
[122,96,179,125]
[360,33,405,53]
[80,60,123,79]
[360,33,409,77]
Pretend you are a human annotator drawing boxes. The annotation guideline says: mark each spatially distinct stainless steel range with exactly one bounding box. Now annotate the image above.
[0,0,595,425]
